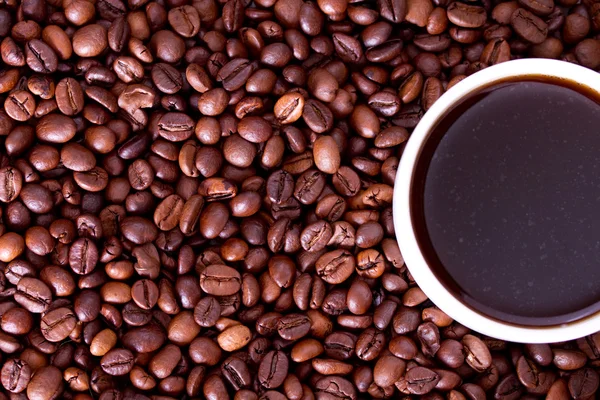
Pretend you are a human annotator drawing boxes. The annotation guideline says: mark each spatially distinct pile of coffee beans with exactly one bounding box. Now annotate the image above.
[0,0,599,398]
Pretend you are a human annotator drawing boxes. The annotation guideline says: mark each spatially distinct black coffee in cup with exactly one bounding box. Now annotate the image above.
[412,77,600,326]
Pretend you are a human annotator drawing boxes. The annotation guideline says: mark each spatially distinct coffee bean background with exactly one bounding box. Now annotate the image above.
[0,0,597,398]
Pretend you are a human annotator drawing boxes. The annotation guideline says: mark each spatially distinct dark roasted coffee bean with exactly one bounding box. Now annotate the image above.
[200,264,241,295]
[300,220,333,252]
[218,59,256,92]
[316,376,357,400]
[378,0,407,23]
[302,99,333,134]
[169,5,201,37]
[494,374,523,400]
[152,63,184,94]
[5,90,35,122]
[69,238,98,275]
[277,313,311,340]
[294,169,325,205]
[1,358,31,393]
[15,277,51,313]
[403,366,440,395]
[194,296,221,327]
[157,112,194,142]
[122,302,152,327]
[101,348,134,376]
[1,37,26,67]
[568,368,599,399]
[552,349,587,370]
[520,0,554,16]
[267,170,294,205]
[447,3,487,28]
[236,116,272,144]
[323,332,354,360]
[481,39,511,65]
[575,39,600,69]
[26,366,63,400]
[222,356,251,390]
[462,334,492,372]
[316,249,355,284]
[355,327,385,361]
[0,167,23,203]
[26,39,58,74]
[259,350,289,389]
[154,194,184,231]
[511,8,548,43]
[40,307,77,342]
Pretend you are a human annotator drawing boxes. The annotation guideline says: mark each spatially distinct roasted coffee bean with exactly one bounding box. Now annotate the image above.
[15,277,51,313]
[259,350,289,389]
[575,39,600,70]
[157,112,194,142]
[277,313,311,340]
[218,59,256,92]
[194,296,221,327]
[294,169,325,205]
[275,93,305,124]
[333,166,361,196]
[200,264,242,295]
[72,24,108,58]
[100,348,134,376]
[447,2,487,28]
[267,170,295,205]
[36,114,76,143]
[404,366,440,395]
[55,78,84,116]
[1,358,31,393]
[168,5,201,37]
[316,249,355,284]
[26,39,58,74]
[154,194,184,231]
[323,331,355,360]
[222,355,252,390]
[313,136,341,174]
[217,324,251,351]
[5,90,35,121]
[315,376,357,400]
[122,302,152,327]
[303,99,333,133]
[511,8,548,44]
[0,167,23,203]
[374,355,406,387]
[131,279,159,310]
[26,366,63,400]
[90,328,118,356]
[462,334,492,372]
[152,63,184,94]
[1,37,26,67]
[301,220,333,252]
[69,237,98,274]
[569,368,599,399]
[40,307,77,342]
[552,349,587,370]
[379,0,407,23]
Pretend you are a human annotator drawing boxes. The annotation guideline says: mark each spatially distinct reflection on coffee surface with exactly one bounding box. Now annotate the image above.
[413,78,600,326]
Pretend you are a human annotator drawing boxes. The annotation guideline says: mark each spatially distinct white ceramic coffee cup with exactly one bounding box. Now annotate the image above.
[393,58,600,343]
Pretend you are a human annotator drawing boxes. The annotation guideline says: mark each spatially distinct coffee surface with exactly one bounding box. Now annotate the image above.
[417,79,600,325]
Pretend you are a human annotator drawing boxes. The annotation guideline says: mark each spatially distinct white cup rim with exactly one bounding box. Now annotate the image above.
[393,58,600,343]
